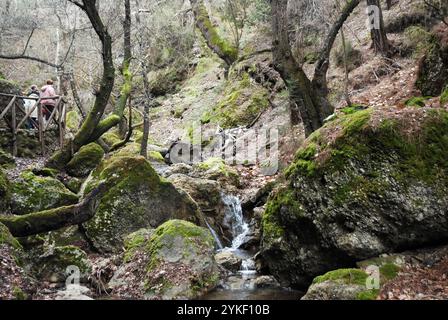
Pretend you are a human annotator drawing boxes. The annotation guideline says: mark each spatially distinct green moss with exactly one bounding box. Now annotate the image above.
[403,26,435,58]
[124,228,154,263]
[66,143,105,177]
[146,219,214,272]
[380,263,401,281]
[405,96,431,108]
[66,111,81,132]
[195,1,238,63]
[356,289,379,300]
[148,151,165,163]
[102,131,122,148]
[0,169,11,211]
[341,104,367,115]
[201,74,269,128]
[148,65,188,96]
[32,167,59,178]
[11,171,79,215]
[441,87,448,106]
[312,268,369,286]
[0,222,22,250]
[0,148,15,168]
[12,286,28,300]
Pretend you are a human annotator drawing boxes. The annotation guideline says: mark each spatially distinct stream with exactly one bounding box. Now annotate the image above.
[203,194,302,300]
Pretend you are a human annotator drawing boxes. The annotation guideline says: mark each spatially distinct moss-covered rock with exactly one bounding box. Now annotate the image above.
[0,148,15,168]
[35,246,91,283]
[302,269,378,300]
[148,65,189,97]
[0,168,11,212]
[201,73,270,129]
[192,157,240,187]
[109,220,219,300]
[168,174,228,243]
[260,107,448,288]
[66,110,81,133]
[82,155,200,253]
[0,222,33,300]
[66,143,105,177]
[11,171,79,215]
[415,29,448,96]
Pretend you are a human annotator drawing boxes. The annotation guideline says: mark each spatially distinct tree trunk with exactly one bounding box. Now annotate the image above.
[271,0,332,136]
[366,0,391,56]
[0,184,107,238]
[312,0,361,100]
[190,0,238,67]
[48,0,133,169]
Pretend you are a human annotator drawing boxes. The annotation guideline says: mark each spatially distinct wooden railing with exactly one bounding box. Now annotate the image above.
[0,92,67,156]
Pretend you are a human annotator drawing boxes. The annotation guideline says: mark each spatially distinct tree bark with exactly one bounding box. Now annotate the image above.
[312,0,361,99]
[366,0,391,56]
[271,0,333,135]
[0,184,107,238]
[190,0,238,67]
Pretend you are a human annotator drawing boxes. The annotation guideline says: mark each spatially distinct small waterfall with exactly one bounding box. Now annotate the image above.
[221,194,256,274]
[222,194,249,250]
[205,221,224,250]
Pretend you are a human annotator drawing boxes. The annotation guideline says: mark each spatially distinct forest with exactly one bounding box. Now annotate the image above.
[0,0,448,302]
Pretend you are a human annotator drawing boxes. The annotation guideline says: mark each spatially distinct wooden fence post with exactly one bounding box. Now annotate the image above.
[38,103,45,155]
[11,100,17,157]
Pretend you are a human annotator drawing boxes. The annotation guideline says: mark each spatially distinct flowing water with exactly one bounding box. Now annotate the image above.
[202,194,302,300]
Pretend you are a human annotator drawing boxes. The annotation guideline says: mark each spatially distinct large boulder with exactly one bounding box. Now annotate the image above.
[66,143,105,177]
[11,171,79,215]
[0,168,11,212]
[168,173,229,243]
[0,222,33,299]
[260,107,448,288]
[415,25,448,96]
[82,155,200,253]
[109,220,219,300]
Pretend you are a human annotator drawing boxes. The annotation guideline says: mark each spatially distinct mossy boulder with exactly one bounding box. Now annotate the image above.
[66,143,105,177]
[66,110,81,133]
[168,174,229,243]
[35,246,91,283]
[192,157,240,187]
[0,148,15,168]
[201,73,270,129]
[302,269,378,300]
[11,171,79,215]
[82,155,201,253]
[0,168,11,212]
[109,220,219,300]
[0,222,33,300]
[260,107,448,288]
[415,28,448,96]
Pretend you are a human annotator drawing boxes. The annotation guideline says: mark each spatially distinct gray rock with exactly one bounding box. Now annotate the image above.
[215,251,242,273]
[260,108,448,288]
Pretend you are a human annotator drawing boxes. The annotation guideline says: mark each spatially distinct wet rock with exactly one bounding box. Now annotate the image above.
[253,275,280,289]
[215,251,242,273]
[54,285,93,300]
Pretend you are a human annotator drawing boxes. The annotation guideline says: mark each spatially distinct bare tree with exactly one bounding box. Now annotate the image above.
[366,0,391,56]
[271,0,360,135]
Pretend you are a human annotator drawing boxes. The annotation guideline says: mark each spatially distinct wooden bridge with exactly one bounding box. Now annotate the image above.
[0,92,67,156]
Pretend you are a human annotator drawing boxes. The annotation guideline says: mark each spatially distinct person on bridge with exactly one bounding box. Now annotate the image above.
[40,79,57,121]
[23,85,40,129]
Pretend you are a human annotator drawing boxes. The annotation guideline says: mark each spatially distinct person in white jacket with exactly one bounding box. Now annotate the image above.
[23,85,40,129]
